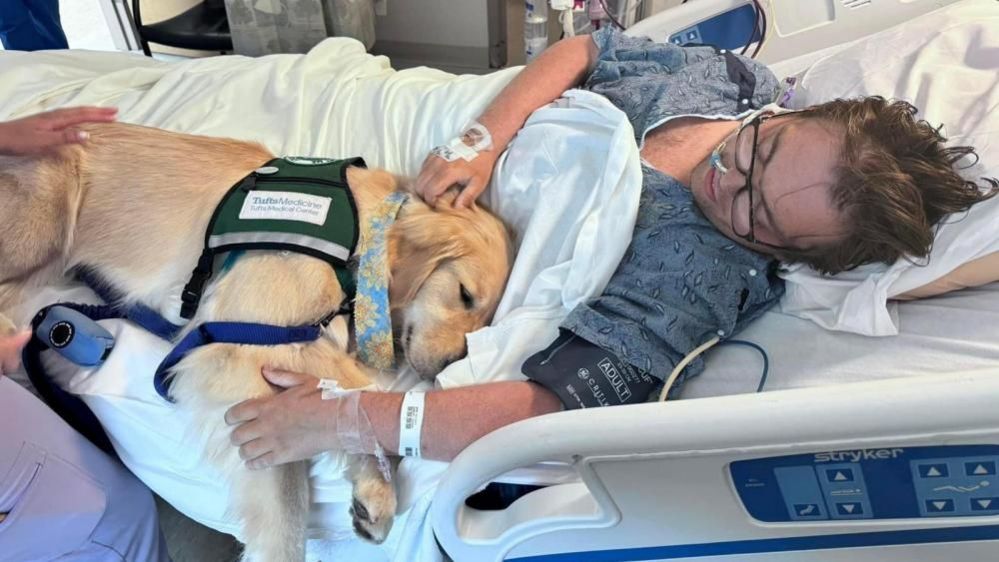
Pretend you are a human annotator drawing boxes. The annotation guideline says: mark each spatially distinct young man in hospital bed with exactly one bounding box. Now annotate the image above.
[223,28,994,472]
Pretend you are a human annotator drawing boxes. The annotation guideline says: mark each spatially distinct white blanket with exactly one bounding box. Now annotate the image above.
[1,41,642,560]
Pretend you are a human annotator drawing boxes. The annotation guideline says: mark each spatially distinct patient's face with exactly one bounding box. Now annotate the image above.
[690,114,847,257]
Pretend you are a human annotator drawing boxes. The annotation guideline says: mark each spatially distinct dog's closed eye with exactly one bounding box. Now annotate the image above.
[459,283,475,310]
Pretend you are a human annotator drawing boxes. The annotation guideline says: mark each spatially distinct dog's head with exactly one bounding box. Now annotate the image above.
[388,191,513,379]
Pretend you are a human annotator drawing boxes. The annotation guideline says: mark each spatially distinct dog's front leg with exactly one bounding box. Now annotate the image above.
[169,344,312,562]
[347,453,397,544]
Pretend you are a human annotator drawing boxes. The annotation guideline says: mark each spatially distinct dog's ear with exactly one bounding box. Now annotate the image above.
[387,204,466,308]
[402,180,461,208]
[434,188,460,208]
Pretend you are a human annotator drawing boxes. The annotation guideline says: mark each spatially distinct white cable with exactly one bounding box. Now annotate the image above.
[658,336,720,402]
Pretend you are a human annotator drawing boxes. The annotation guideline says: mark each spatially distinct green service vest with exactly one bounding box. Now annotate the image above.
[180,157,362,320]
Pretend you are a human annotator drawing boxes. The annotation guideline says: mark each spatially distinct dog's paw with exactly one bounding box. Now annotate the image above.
[349,478,397,544]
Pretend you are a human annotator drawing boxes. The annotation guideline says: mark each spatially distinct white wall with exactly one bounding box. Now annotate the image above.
[375,0,493,48]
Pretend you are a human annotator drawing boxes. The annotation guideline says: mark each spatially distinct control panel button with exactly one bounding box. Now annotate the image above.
[826,469,854,483]
[836,503,864,516]
[793,503,822,518]
[971,498,999,511]
[732,446,999,523]
[925,499,955,513]
[965,461,996,476]
[775,466,829,521]
[918,464,949,478]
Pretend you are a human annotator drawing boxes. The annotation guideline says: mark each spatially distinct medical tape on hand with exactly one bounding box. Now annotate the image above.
[317,378,350,400]
[431,121,493,162]
[398,391,426,458]
[323,382,394,482]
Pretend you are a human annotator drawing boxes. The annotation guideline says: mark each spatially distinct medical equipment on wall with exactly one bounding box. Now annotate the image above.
[526,1,645,61]
[524,1,549,62]
[527,0,764,63]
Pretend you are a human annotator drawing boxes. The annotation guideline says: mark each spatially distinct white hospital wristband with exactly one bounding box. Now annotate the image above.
[398,391,426,458]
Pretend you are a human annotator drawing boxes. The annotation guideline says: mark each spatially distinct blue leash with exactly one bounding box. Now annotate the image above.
[153,321,327,401]
[75,267,183,341]
[78,266,348,402]
[21,271,187,457]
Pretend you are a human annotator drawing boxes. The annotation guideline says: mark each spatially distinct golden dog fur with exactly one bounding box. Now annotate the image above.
[0,123,513,561]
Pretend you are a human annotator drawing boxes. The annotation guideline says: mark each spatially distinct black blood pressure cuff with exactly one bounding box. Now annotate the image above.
[522,329,658,410]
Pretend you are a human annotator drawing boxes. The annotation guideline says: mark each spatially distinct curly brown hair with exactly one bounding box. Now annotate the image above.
[778,96,998,274]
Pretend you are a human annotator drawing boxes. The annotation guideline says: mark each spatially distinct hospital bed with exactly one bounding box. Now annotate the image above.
[431,1,999,561]
[1,0,997,561]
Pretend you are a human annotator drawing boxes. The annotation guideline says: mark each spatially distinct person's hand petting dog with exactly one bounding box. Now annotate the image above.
[224,369,378,469]
[413,147,498,209]
[0,106,117,156]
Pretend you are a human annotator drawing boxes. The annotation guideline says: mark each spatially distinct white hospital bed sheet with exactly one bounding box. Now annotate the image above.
[0,40,520,178]
[683,283,999,399]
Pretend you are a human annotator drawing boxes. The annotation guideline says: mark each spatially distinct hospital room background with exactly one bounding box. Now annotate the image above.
[2,0,999,561]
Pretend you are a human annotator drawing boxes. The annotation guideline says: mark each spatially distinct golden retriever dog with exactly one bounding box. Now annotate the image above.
[0,122,513,561]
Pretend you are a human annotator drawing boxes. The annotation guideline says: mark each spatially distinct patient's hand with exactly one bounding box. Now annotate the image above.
[414,147,497,209]
[0,107,118,156]
[0,331,31,377]
[225,369,378,469]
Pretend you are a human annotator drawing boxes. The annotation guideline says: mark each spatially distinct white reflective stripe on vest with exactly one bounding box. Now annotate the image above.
[207,231,352,261]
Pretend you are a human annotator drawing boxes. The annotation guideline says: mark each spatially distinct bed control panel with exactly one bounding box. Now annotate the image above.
[730,445,999,522]
[667,4,761,50]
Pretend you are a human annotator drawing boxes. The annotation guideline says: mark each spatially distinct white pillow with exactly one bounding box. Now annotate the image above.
[775,0,999,336]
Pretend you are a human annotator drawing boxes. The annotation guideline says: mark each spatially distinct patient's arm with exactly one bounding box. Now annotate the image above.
[415,34,598,208]
[362,380,563,461]
[225,373,562,466]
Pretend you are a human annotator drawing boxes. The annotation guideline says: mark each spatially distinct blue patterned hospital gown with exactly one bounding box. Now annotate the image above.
[532,28,785,401]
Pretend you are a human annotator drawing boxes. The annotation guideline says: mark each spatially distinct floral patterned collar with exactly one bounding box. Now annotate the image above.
[353,191,408,371]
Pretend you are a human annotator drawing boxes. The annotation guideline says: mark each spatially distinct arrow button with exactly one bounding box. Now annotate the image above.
[918,464,949,478]
[925,499,955,513]
[971,497,999,512]
[836,503,863,516]
[826,469,855,483]
[965,461,996,476]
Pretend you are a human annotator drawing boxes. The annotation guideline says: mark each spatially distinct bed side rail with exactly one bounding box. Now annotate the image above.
[432,370,999,562]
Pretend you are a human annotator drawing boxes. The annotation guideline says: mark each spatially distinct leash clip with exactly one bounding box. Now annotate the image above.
[317,300,354,327]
